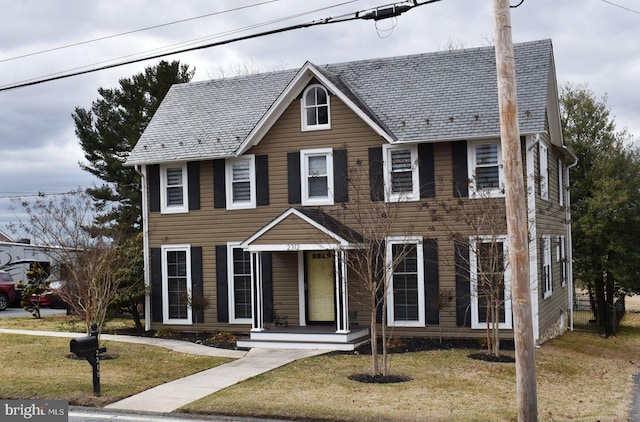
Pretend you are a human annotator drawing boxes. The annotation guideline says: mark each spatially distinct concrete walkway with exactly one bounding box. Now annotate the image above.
[0,328,328,413]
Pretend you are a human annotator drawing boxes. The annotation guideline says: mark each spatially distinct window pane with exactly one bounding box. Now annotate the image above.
[166,186,183,205]
[166,251,187,277]
[317,105,329,124]
[391,150,412,171]
[476,144,498,165]
[166,168,182,186]
[305,89,317,106]
[233,181,250,201]
[308,176,328,197]
[232,161,250,181]
[308,156,327,176]
[316,87,327,105]
[477,242,505,323]
[167,250,188,320]
[392,172,413,193]
[476,167,499,189]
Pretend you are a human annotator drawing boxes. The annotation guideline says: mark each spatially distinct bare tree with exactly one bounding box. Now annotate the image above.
[9,189,142,336]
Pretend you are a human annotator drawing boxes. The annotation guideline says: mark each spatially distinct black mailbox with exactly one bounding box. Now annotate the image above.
[70,336,99,357]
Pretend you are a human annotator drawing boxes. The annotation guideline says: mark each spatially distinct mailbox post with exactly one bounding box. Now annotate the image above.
[70,323,106,396]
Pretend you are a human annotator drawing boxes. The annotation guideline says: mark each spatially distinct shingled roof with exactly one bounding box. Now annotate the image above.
[126,39,555,166]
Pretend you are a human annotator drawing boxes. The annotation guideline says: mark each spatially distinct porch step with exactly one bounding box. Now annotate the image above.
[237,335,370,351]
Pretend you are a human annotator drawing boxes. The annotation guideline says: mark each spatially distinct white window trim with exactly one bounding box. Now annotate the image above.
[301,148,334,206]
[469,235,512,330]
[227,242,253,324]
[383,144,420,202]
[301,84,331,131]
[557,158,564,206]
[539,142,549,201]
[468,140,505,198]
[542,235,553,299]
[160,163,189,214]
[161,244,192,325]
[225,155,256,210]
[386,236,425,327]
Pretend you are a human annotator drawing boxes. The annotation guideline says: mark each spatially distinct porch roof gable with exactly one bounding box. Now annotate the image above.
[241,207,363,251]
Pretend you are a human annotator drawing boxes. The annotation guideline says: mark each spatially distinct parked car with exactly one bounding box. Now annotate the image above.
[30,281,66,309]
[0,271,17,311]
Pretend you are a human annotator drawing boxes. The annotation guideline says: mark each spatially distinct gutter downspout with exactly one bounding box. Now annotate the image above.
[135,164,152,332]
[563,146,578,331]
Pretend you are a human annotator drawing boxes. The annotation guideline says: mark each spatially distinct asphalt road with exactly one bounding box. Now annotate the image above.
[0,305,67,318]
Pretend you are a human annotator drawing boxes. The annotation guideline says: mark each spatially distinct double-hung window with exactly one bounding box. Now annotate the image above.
[160,163,188,213]
[302,84,330,131]
[556,235,567,287]
[539,143,549,201]
[386,237,424,327]
[227,243,252,323]
[469,141,504,197]
[383,144,419,202]
[226,155,256,210]
[301,148,334,206]
[542,235,553,298]
[470,236,512,329]
[162,244,192,324]
[557,158,564,206]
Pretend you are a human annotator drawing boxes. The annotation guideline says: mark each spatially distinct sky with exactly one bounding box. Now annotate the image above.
[0,0,638,237]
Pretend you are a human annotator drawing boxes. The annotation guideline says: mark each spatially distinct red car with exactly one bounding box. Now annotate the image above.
[30,281,66,309]
[0,271,17,311]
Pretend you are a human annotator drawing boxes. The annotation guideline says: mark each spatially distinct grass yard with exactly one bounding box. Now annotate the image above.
[182,313,640,422]
[0,313,133,333]
[0,316,230,406]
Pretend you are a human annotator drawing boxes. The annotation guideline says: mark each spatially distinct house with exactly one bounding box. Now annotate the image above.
[126,39,575,350]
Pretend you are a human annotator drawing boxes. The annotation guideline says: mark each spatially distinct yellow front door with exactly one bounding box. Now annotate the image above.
[306,252,335,322]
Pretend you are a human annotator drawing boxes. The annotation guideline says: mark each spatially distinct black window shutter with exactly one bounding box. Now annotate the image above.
[451,141,469,198]
[418,143,435,198]
[191,246,204,323]
[261,252,273,323]
[287,152,301,204]
[187,162,200,211]
[213,159,226,209]
[150,247,163,322]
[333,149,349,203]
[256,155,270,206]
[148,164,160,212]
[368,147,384,202]
[216,245,229,322]
[374,241,386,324]
[455,240,471,327]
[423,238,439,325]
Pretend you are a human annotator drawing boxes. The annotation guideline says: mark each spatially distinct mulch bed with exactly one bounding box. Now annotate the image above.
[348,373,412,384]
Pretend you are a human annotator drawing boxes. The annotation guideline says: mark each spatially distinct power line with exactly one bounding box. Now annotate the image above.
[600,0,640,14]
[0,0,442,93]
[5,1,362,87]
[0,0,280,64]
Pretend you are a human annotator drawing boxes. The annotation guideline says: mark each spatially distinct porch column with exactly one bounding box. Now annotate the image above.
[251,251,264,332]
[335,250,350,333]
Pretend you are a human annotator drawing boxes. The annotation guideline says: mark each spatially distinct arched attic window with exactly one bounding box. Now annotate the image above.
[301,84,330,131]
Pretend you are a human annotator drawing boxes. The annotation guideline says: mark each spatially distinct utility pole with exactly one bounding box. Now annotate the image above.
[492,1,538,421]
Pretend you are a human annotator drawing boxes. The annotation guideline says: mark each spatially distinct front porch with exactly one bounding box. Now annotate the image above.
[237,325,370,351]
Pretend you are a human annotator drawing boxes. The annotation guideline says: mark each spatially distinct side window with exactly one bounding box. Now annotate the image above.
[556,235,567,287]
[557,158,564,206]
[225,155,256,210]
[539,143,549,201]
[301,84,330,131]
[469,141,504,198]
[160,163,188,214]
[301,148,334,206]
[227,243,252,323]
[162,244,192,324]
[542,235,553,298]
[383,144,419,202]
